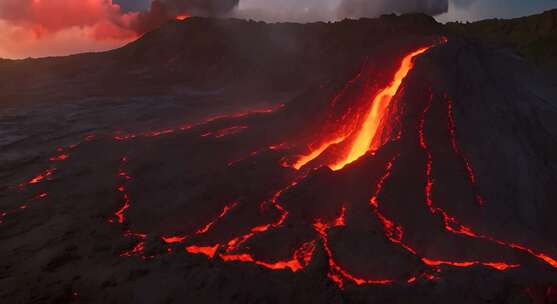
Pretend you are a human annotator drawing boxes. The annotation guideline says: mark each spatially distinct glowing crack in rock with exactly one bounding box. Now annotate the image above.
[113,104,284,142]
[2,134,94,223]
[28,168,55,185]
[447,98,486,206]
[419,92,557,269]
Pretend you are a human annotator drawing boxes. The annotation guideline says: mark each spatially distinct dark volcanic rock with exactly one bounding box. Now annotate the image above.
[1,13,557,304]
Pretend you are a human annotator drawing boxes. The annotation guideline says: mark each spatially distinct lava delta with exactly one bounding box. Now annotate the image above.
[1,14,557,304]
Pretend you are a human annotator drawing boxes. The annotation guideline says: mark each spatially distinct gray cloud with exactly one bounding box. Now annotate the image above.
[129,0,239,33]
[451,0,478,9]
[338,0,449,19]
[232,0,476,22]
[116,0,480,33]
[113,0,151,12]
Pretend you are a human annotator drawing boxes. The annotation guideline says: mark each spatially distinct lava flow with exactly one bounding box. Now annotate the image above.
[369,134,520,275]
[330,46,433,171]
[419,93,557,269]
[104,39,557,288]
[286,44,436,171]
[113,40,527,285]
[9,36,552,291]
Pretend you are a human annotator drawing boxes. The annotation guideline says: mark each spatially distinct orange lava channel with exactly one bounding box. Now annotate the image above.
[330,46,433,170]
[291,136,347,170]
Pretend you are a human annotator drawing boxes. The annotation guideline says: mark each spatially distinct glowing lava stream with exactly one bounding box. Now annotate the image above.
[288,45,435,171]
[105,38,555,285]
[290,136,347,170]
[330,46,433,170]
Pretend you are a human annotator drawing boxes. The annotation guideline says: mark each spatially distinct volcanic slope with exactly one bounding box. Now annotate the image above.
[1,14,557,304]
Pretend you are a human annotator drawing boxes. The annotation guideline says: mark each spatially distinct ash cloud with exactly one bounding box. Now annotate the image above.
[0,0,473,40]
[131,0,239,34]
[337,0,449,19]
[1,0,476,58]
[233,0,478,22]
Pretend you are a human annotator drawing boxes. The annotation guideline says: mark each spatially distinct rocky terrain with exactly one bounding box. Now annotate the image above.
[1,13,557,304]
[447,9,557,69]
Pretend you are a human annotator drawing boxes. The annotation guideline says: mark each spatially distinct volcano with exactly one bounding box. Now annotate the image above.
[1,10,557,304]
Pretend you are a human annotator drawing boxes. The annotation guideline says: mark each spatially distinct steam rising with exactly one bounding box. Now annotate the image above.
[232,0,458,22]
[338,0,449,19]
[131,0,240,33]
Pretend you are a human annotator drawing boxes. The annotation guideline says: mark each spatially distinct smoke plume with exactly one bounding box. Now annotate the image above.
[233,0,456,22]
[337,0,449,19]
[130,0,239,34]
[0,0,473,58]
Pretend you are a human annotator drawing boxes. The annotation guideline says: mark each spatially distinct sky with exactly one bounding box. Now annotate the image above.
[0,0,555,59]
[436,0,557,22]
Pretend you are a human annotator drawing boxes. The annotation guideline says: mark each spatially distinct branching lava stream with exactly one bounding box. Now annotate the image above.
[6,36,556,292]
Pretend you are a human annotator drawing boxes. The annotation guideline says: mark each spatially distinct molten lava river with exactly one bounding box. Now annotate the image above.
[3,37,557,292]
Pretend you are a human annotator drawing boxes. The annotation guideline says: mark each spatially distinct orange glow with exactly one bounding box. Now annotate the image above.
[49,154,69,161]
[196,202,238,234]
[289,136,347,170]
[114,104,284,142]
[28,168,55,184]
[162,236,187,244]
[220,241,316,272]
[113,156,131,224]
[313,214,395,288]
[175,14,190,21]
[331,46,433,170]
[0,0,138,59]
[120,241,145,257]
[483,262,520,271]
[422,258,519,271]
[419,93,557,270]
[447,99,485,206]
[202,125,249,139]
[186,245,220,258]
[22,33,553,286]
[286,46,434,172]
